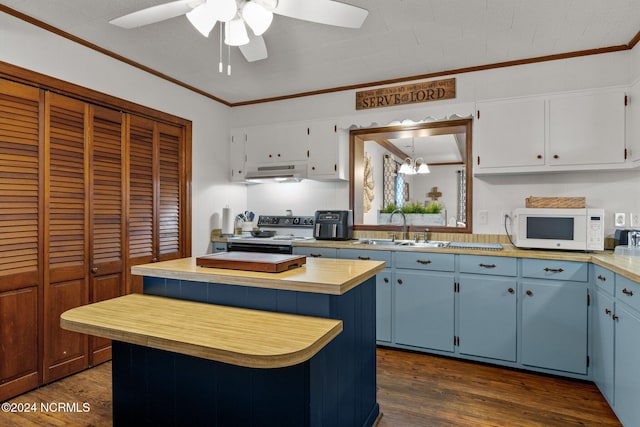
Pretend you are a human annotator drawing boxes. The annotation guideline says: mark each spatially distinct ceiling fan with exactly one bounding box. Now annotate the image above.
[110,0,368,64]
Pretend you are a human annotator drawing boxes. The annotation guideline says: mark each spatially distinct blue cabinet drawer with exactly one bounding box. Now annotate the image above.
[593,265,615,295]
[616,274,640,314]
[292,246,337,258]
[521,259,588,282]
[394,252,454,272]
[338,248,391,264]
[459,255,517,277]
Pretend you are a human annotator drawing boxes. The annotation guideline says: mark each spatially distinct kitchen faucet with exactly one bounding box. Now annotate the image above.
[389,209,408,240]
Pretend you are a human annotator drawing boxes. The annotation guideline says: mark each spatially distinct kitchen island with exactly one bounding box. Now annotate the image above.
[64,257,385,427]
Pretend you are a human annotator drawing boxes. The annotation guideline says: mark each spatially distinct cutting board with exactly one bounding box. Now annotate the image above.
[196,252,307,273]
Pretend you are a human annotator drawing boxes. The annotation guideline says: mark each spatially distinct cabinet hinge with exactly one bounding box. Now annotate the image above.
[307,127,310,135]
[307,150,310,158]
[625,95,628,106]
[334,125,337,132]
[454,282,459,293]
[454,336,459,346]
[624,148,628,160]
[587,355,590,368]
[477,156,480,166]
[476,110,480,119]
[587,291,591,306]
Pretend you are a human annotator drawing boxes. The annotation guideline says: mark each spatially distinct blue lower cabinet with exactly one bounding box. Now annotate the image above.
[393,270,454,352]
[376,269,392,343]
[521,280,588,374]
[592,288,615,405]
[458,276,517,362]
[614,303,640,427]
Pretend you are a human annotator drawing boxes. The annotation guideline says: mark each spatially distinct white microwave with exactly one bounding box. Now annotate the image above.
[513,208,605,251]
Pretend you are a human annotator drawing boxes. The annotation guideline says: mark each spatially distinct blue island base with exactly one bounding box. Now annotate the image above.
[115,275,380,427]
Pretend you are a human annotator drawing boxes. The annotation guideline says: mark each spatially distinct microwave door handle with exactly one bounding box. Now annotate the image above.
[315,223,321,236]
[332,223,337,237]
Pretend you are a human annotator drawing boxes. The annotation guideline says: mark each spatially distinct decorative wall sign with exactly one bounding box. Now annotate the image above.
[355,78,456,110]
[428,186,442,201]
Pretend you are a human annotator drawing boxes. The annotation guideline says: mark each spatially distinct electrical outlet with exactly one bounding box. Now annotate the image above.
[500,210,511,225]
[615,212,626,227]
[630,212,640,228]
[478,210,488,225]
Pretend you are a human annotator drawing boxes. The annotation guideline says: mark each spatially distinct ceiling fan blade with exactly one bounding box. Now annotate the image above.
[239,33,268,62]
[109,0,205,29]
[270,0,368,29]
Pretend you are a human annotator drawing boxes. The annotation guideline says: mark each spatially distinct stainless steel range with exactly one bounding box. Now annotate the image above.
[227,215,315,254]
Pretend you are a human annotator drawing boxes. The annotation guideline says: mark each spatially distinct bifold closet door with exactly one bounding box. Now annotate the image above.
[88,106,125,365]
[43,92,89,383]
[0,80,41,400]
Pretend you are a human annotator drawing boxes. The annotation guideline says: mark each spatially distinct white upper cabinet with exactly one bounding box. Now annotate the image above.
[244,125,277,165]
[475,98,546,170]
[244,123,308,166]
[548,90,626,167]
[626,79,640,164]
[308,120,348,180]
[229,128,246,182]
[474,88,629,175]
[276,122,311,163]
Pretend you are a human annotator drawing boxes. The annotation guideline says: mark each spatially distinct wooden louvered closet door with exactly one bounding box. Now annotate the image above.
[158,123,183,261]
[128,115,155,294]
[127,119,184,293]
[43,92,89,383]
[88,106,125,364]
[0,80,41,401]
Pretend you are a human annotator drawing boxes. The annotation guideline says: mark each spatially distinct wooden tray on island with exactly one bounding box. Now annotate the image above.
[196,252,307,273]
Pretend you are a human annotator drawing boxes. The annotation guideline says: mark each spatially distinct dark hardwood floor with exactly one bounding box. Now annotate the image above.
[1,347,621,426]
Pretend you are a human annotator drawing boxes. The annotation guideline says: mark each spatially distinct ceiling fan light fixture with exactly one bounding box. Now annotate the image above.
[216,0,239,22]
[242,2,273,36]
[225,17,250,46]
[186,2,218,37]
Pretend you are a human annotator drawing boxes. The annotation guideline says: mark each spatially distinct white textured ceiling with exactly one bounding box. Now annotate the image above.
[2,0,639,104]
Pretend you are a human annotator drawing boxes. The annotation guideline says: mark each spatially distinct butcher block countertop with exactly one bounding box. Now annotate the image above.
[131,257,386,295]
[60,293,342,369]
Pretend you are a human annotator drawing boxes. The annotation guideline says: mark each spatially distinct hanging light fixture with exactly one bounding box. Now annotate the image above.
[398,139,430,175]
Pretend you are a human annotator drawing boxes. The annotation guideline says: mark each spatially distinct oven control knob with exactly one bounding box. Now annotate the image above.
[293,217,300,224]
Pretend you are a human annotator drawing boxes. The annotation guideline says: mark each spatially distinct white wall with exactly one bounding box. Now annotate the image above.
[0,12,244,255]
[232,49,640,239]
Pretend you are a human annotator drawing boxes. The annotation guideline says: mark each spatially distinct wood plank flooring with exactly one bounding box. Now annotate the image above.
[1,347,621,426]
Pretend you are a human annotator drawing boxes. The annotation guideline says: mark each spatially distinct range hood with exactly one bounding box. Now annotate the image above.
[245,165,308,183]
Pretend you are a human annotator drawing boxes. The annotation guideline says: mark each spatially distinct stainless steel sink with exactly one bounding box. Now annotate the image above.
[354,239,449,248]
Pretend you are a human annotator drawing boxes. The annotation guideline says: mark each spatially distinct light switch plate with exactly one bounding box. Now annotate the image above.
[615,212,626,227]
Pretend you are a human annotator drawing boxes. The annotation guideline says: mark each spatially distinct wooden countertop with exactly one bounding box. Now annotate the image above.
[131,257,386,295]
[60,294,342,369]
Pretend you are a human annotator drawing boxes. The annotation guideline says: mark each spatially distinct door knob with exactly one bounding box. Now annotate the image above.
[507,288,514,294]
[525,290,533,296]
[91,267,98,274]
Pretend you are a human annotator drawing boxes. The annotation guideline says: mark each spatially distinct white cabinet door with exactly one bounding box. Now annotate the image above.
[627,80,640,163]
[244,125,277,165]
[276,122,310,163]
[229,128,246,182]
[475,98,545,169]
[548,90,626,166]
[308,120,348,179]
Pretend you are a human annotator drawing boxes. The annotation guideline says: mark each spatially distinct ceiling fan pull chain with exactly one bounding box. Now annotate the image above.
[227,40,231,76]
[218,22,223,73]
